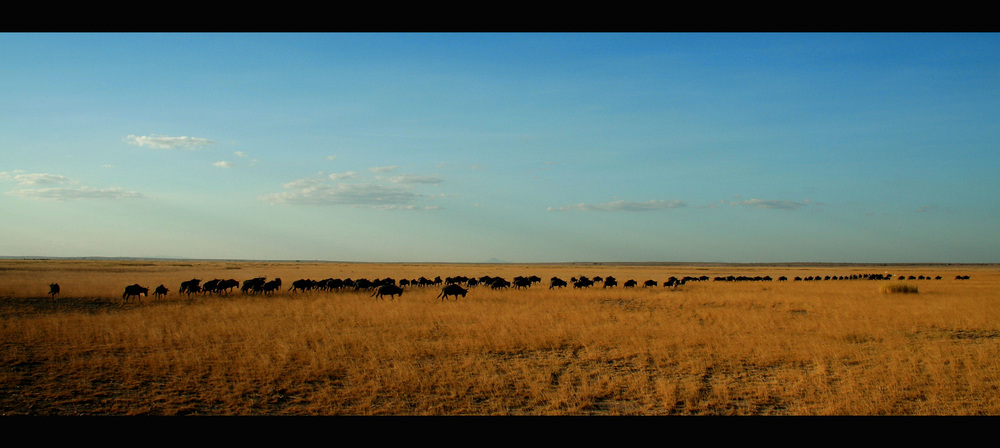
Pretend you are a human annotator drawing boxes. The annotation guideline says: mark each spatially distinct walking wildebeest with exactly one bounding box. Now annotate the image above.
[262,278,282,295]
[663,277,685,289]
[549,277,567,289]
[289,279,316,293]
[49,283,60,298]
[152,284,169,299]
[513,277,533,289]
[372,284,404,300]
[180,279,201,296]
[123,284,148,302]
[437,284,468,300]
[242,277,266,295]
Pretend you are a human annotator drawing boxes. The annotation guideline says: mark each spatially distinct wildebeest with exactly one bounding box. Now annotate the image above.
[372,284,404,300]
[123,284,148,302]
[152,284,169,299]
[48,283,60,298]
[643,279,658,287]
[218,279,239,294]
[623,279,637,288]
[549,277,568,289]
[289,279,317,293]
[513,277,533,289]
[603,276,618,288]
[202,278,222,294]
[663,276,685,289]
[180,279,201,296]
[242,277,267,294]
[262,278,282,295]
[437,284,468,300]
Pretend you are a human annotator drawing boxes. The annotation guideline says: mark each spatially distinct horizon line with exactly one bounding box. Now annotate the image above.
[0,255,995,267]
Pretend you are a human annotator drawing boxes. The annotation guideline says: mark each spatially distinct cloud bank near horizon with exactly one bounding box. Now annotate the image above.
[2,170,143,201]
[548,198,822,212]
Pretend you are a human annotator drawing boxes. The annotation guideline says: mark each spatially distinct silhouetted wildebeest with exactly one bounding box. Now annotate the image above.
[262,278,282,295]
[153,285,169,299]
[549,277,567,289]
[573,278,594,288]
[623,279,637,288]
[437,284,468,300]
[202,279,222,294]
[446,276,469,285]
[603,276,617,288]
[956,275,971,280]
[513,277,533,289]
[218,279,239,294]
[289,279,317,293]
[199,278,237,294]
[48,283,60,298]
[353,278,375,291]
[643,280,657,287]
[664,277,685,289]
[242,277,267,295]
[372,284,404,300]
[318,278,345,291]
[123,284,148,302]
[180,279,201,296]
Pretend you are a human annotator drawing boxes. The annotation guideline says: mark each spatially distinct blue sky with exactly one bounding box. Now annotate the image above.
[2,33,998,263]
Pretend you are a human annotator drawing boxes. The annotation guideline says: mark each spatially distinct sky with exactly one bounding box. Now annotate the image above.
[1,32,998,263]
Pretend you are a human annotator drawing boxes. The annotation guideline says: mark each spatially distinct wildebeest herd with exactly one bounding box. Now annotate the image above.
[43,271,973,304]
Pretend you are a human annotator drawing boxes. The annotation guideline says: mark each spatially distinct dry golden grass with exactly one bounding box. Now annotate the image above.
[2,259,999,415]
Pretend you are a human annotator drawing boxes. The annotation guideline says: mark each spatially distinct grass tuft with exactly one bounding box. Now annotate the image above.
[879,283,919,294]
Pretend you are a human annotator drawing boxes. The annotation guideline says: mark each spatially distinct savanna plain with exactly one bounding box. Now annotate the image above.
[1,259,998,416]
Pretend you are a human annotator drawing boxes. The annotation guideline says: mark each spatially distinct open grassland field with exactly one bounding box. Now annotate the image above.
[2,259,999,415]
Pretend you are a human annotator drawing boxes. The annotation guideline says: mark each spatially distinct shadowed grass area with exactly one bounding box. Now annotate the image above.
[880,283,919,294]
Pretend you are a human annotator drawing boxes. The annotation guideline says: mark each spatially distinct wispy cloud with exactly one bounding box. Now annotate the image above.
[728,198,819,210]
[548,199,687,212]
[125,134,215,149]
[7,186,142,201]
[388,174,443,185]
[3,171,142,201]
[261,182,423,207]
[9,173,75,186]
[213,161,235,168]
[262,167,442,210]
[369,165,398,173]
[328,171,357,181]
